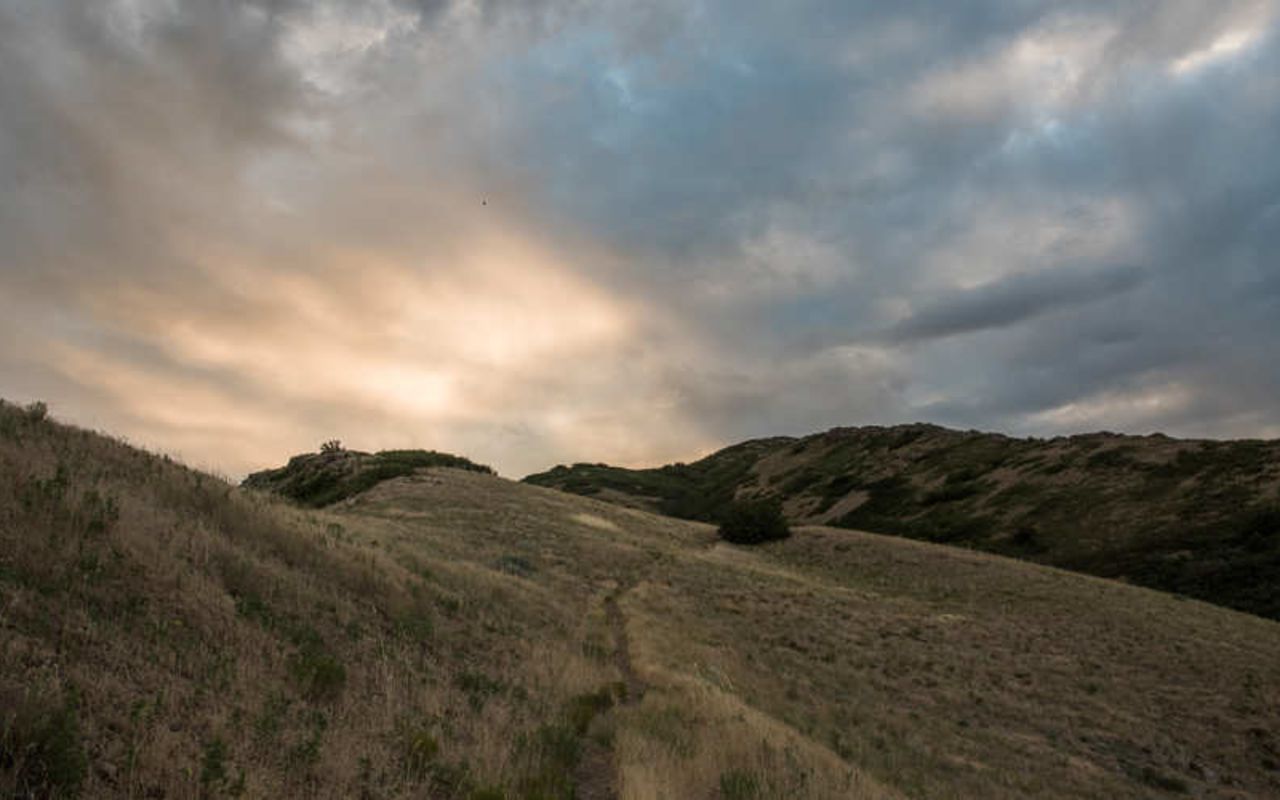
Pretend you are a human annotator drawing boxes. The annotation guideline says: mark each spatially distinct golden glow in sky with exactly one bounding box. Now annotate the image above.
[3,1,1278,476]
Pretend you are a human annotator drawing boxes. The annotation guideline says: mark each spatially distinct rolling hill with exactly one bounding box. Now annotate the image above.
[3,401,1280,798]
[524,424,1280,620]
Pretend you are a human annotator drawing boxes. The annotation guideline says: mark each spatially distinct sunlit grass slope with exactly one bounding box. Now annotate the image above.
[3,401,1280,798]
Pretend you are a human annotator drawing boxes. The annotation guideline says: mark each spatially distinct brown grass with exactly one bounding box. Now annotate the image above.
[0,403,612,798]
[4,402,1280,798]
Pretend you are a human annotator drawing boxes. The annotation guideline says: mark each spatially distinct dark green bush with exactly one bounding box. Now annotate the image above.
[0,693,87,798]
[289,643,346,702]
[24,401,48,423]
[922,480,983,505]
[717,498,790,545]
[1237,507,1280,552]
[495,554,536,577]
[455,672,505,711]
[200,737,228,788]
[516,723,579,800]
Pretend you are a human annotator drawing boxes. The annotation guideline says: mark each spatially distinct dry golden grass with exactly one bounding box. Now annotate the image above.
[4,402,1280,798]
[0,404,614,798]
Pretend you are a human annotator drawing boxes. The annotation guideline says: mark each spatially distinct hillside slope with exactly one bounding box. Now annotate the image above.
[4,403,1280,798]
[524,424,1280,619]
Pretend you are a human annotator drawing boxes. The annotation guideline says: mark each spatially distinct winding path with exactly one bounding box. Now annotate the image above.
[574,582,648,800]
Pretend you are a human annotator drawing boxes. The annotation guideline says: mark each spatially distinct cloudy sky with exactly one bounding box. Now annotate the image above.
[2,0,1278,477]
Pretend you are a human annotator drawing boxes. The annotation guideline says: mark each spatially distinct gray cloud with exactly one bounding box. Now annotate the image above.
[881,266,1147,344]
[2,0,1279,476]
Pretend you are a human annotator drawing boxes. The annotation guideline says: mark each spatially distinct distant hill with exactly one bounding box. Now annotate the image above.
[524,424,1280,619]
[6,400,1280,798]
[243,447,494,507]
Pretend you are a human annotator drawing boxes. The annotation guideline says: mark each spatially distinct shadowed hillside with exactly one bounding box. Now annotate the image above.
[524,424,1280,619]
[4,401,1280,798]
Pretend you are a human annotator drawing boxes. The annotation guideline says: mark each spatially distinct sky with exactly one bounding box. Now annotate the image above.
[2,0,1279,478]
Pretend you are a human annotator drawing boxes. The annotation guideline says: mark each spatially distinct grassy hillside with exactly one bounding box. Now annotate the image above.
[4,402,1280,798]
[524,424,1280,619]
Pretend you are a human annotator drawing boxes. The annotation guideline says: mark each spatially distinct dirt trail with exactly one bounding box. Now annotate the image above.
[604,587,647,704]
[573,581,649,800]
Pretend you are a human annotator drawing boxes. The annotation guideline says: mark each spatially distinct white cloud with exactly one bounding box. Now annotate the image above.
[1170,26,1267,75]
[1024,381,1195,431]
[910,13,1117,122]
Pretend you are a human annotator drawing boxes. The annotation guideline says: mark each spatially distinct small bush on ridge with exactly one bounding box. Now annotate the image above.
[717,498,790,545]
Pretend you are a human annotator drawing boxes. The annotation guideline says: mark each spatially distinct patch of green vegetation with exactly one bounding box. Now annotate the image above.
[777,466,826,496]
[495,554,536,577]
[200,737,229,788]
[1086,447,1136,469]
[921,479,986,506]
[718,498,791,545]
[288,639,347,703]
[244,448,495,507]
[1153,442,1271,481]
[1237,506,1280,552]
[838,476,918,530]
[525,441,779,523]
[515,723,579,800]
[252,693,291,748]
[400,724,440,779]
[456,672,506,712]
[0,692,88,799]
[1135,765,1189,794]
[719,768,761,799]
[564,688,615,735]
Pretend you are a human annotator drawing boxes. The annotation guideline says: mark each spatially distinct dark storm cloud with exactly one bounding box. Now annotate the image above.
[2,0,1279,477]
[882,267,1147,344]
[0,0,304,287]
[515,0,1280,441]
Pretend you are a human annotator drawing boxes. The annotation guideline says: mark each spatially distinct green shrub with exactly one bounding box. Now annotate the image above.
[401,726,439,777]
[564,688,614,735]
[838,475,918,529]
[717,498,790,545]
[0,693,87,798]
[516,723,579,800]
[1237,507,1280,552]
[922,480,982,505]
[200,737,228,788]
[289,644,346,702]
[495,554,536,577]
[1010,525,1045,553]
[76,489,119,536]
[1138,765,1189,793]
[427,760,474,796]
[24,401,48,423]
[455,672,505,711]
[719,768,760,799]
[288,709,328,768]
